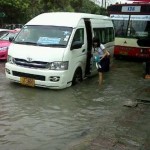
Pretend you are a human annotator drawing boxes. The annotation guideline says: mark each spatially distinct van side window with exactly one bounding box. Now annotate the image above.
[109,28,115,41]
[93,27,114,44]
[93,28,104,43]
[72,28,84,44]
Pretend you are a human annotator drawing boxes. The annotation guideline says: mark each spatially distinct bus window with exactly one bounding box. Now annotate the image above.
[114,21,128,36]
[130,20,150,38]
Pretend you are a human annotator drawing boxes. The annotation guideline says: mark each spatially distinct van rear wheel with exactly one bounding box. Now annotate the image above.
[72,68,82,85]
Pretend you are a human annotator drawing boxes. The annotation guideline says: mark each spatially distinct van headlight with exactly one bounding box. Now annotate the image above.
[7,55,14,64]
[47,61,69,70]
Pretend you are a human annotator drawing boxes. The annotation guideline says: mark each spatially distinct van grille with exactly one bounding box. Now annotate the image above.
[12,71,45,81]
[14,58,48,69]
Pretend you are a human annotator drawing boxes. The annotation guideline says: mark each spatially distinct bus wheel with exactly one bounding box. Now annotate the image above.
[72,68,82,85]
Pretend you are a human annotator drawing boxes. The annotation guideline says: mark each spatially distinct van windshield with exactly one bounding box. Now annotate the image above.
[14,25,72,47]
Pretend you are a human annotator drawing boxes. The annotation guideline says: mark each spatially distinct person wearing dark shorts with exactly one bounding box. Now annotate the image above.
[93,37,110,85]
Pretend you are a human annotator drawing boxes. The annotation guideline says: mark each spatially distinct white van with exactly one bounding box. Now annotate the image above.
[5,12,114,89]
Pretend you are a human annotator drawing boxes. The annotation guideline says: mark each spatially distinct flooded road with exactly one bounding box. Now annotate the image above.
[0,59,150,150]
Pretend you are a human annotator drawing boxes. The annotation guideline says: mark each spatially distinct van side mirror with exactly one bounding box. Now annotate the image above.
[71,41,83,50]
[9,36,15,42]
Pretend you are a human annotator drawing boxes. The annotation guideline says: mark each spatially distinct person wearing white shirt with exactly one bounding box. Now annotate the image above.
[93,37,110,85]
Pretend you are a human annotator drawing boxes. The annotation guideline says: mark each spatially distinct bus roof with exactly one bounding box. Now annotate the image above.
[26,12,111,27]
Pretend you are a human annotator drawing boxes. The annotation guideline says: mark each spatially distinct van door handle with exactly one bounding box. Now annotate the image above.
[82,49,85,53]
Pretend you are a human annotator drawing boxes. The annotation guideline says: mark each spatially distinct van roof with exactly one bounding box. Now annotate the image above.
[26,12,110,28]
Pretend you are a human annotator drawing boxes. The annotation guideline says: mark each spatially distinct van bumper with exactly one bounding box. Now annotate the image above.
[5,63,72,89]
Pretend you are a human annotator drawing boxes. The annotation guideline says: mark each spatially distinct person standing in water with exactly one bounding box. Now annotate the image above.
[93,37,110,85]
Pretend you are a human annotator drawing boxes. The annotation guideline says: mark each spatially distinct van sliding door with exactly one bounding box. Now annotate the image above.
[84,19,92,75]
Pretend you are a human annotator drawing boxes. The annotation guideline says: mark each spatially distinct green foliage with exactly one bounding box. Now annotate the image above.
[0,0,107,25]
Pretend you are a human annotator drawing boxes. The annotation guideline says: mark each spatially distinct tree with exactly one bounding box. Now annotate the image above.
[0,0,107,25]
[70,0,107,14]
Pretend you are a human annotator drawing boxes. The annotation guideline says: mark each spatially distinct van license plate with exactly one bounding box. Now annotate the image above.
[20,77,35,87]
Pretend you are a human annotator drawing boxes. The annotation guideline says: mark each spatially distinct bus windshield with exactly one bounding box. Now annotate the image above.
[111,15,150,38]
[14,25,73,47]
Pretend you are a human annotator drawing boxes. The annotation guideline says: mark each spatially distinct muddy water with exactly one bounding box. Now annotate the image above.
[0,60,149,150]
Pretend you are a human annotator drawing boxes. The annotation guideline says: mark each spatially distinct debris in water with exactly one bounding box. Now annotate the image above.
[123,99,138,107]
[123,98,150,107]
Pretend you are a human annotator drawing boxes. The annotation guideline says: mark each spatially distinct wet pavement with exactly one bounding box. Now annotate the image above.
[0,59,150,150]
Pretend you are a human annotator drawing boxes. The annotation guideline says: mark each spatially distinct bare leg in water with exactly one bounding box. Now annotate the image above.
[98,72,103,85]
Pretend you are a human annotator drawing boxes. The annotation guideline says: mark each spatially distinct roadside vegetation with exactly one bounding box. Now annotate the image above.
[0,0,107,25]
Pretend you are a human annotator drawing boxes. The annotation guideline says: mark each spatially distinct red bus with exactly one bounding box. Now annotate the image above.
[107,2,150,60]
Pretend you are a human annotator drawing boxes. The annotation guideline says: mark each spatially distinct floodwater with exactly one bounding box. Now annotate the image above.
[0,59,150,150]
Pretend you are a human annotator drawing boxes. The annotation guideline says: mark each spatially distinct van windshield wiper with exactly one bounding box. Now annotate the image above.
[14,41,66,47]
[14,41,38,46]
[37,43,66,47]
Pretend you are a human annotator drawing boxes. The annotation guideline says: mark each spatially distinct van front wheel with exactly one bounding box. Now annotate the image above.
[72,68,82,85]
